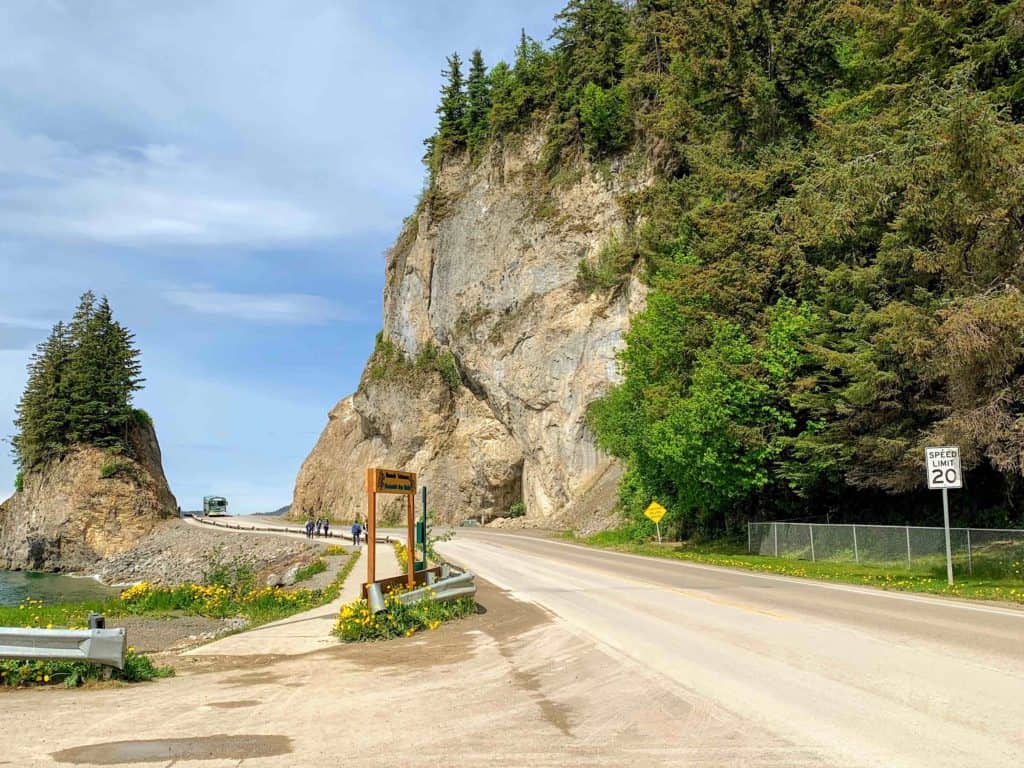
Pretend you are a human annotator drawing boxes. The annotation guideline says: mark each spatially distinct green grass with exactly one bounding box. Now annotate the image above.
[0,598,174,688]
[292,558,327,583]
[574,530,1024,604]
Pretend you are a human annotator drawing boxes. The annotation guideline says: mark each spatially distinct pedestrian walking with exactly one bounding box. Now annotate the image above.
[305,519,314,539]
[351,520,362,546]
[315,518,322,537]
[323,519,330,537]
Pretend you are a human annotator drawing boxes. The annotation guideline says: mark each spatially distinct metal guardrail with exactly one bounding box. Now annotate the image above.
[394,571,476,606]
[190,516,391,544]
[0,627,126,669]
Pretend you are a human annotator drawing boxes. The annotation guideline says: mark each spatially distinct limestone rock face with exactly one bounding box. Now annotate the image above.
[0,422,178,572]
[293,137,647,526]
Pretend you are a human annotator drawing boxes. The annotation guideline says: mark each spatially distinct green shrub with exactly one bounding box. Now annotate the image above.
[201,545,256,594]
[131,408,153,428]
[0,648,172,688]
[577,232,636,293]
[14,470,24,493]
[579,82,631,157]
[99,460,143,484]
[293,558,327,583]
[509,501,526,518]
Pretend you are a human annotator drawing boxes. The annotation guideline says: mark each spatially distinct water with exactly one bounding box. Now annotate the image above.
[0,570,117,607]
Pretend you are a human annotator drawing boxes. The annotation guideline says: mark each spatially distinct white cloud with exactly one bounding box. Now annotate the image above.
[163,288,350,325]
[0,130,326,246]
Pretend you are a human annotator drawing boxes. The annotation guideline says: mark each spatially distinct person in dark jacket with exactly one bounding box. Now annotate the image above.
[323,519,330,537]
[305,519,314,539]
[351,520,362,546]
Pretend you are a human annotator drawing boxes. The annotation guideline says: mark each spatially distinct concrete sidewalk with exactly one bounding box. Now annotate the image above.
[185,540,401,657]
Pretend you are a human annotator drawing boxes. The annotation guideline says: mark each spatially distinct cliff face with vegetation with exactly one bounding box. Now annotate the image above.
[0,420,177,572]
[300,0,1024,534]
[293,134,646,526]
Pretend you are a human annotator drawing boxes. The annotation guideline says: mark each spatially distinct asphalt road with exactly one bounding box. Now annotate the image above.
[438,530,1024,768]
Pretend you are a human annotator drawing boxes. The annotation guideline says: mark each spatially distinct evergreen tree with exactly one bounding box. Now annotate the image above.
[463,49,491,154]
[11,292,144,473]
[436,52,468,152]
[12,322,72,469]
[551,0,630,92]
[66,296,143,448]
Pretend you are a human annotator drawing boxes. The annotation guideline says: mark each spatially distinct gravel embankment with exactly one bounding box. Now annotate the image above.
[96,519,324,586]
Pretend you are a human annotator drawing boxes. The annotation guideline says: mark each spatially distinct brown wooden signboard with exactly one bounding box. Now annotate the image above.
[365,467,418,590]
[373,468,416,495]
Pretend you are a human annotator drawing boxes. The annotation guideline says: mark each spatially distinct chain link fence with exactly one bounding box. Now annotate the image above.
[748,522,1024,578]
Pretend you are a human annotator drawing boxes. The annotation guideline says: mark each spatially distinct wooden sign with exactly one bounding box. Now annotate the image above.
[370,468,417,495]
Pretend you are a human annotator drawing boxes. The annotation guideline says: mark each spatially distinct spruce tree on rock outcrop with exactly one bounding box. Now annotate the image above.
[11,292,144,473]
[463,49,491,154]
[436,52,468,153]
[12,322,72,470]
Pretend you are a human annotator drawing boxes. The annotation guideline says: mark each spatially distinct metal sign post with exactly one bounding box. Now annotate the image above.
[925,446,963,586]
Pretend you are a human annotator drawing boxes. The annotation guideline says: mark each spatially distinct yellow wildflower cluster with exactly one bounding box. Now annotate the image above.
[119,581,153,601]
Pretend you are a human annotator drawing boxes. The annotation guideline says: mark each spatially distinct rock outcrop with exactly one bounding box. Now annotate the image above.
[293,136,647,527]
[0,421,178,572]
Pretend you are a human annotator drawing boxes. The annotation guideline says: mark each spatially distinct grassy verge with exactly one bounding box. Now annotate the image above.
[333,591,475,642]
[573,530,1024,605]
[0,550,364,688]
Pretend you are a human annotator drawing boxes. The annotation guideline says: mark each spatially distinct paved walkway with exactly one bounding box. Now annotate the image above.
[184,540,401,657]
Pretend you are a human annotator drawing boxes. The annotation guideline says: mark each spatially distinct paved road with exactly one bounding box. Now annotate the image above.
[438,530,1024,768]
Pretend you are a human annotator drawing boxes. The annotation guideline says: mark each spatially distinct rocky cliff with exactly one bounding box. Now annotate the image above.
[293,136,647,528]
[0,421,177,571]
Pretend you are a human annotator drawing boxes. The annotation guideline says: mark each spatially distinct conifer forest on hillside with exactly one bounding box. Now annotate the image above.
[423,0,1024,536]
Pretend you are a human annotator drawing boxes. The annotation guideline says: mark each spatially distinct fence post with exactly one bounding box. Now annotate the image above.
[852,525,859,563]
[809,524,816,562]
[774,523,779,558]
[906,526,912,568]
[966,529,973,576]
[748,523,752,554]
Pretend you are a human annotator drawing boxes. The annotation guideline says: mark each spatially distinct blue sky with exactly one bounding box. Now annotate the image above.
[0,1,562,513]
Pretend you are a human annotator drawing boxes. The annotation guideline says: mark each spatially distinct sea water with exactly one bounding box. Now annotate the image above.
[0,570,116,606]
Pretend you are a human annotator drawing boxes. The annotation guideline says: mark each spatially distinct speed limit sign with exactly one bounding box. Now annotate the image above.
[925,446,963,489]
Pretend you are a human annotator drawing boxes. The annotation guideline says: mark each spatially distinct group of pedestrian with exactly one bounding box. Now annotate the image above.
[304,516,330,538]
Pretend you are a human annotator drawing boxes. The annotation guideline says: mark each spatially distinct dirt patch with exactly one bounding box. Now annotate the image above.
[111,615,245,653]
[205,699,261,709]
[51,734,292,764]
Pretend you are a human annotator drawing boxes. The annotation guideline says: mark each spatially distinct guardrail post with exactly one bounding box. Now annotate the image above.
[906,526,912,568]
[852,525,859,563]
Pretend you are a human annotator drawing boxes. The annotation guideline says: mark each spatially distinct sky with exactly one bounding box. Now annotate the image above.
[0,0,563,514]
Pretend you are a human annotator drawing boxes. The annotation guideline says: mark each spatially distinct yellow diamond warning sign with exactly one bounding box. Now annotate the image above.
[644,501,667,524]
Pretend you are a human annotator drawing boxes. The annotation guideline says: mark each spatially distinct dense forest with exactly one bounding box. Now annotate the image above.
[426,0,1024,535]
[11,292,145,486]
